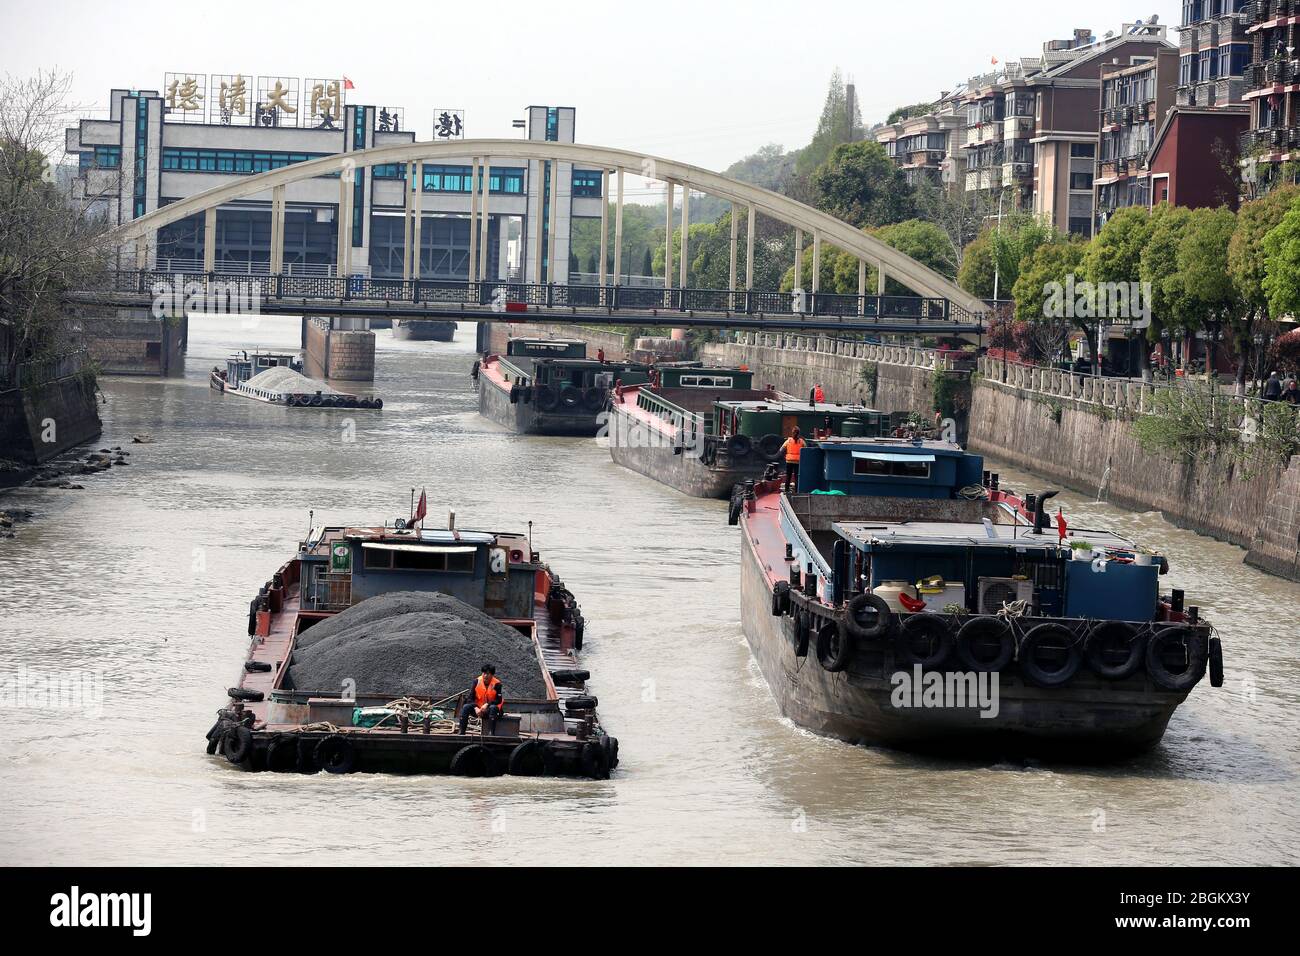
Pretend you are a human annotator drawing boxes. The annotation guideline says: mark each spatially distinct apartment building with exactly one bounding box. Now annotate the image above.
[1094,49,1180,225]
[1240,0,1300,173]
[1177,0,1253,108]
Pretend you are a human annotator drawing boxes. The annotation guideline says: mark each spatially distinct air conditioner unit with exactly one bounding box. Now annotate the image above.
[977,577,1034,615]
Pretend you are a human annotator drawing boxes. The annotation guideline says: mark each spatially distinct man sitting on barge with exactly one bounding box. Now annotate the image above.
[457,664,504,736]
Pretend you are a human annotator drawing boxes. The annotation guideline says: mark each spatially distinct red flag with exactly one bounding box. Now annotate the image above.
[343,76,355,91]
[412,489,427,526]
[991,56,999,66]
[1056,509,1067,542]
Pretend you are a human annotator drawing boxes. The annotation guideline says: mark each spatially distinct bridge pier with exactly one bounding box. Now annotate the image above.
[303,316,375,383]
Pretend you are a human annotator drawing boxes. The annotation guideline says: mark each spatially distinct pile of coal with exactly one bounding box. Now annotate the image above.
[287,591,547,698]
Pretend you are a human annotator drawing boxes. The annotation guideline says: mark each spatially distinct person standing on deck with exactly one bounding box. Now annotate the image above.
[457,664,503,736]
[780,428,806,494]
[811,384,825,405]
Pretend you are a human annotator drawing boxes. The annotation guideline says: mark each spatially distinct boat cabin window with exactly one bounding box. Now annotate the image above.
[853,457,932,479]
[362,548,476,573]
[680,375,734,389]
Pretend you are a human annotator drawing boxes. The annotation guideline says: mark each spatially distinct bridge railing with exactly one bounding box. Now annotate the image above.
[99,270,975,324]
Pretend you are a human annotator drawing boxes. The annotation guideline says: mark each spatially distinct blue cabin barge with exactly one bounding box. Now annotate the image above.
[731,439,1223,758]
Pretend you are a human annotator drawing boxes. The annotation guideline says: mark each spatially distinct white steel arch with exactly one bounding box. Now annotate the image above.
[112,139,987,315]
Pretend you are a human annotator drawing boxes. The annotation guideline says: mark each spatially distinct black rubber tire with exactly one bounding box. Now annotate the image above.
[309,395,323,407]
[227,687,263,702]
[1083,621,1146,680]
[265,734,299,772]
[509,386,520,405]
[955,616,1015,672]
[1019,623,1083,688]
[550,668,590,684]
[221,724,253,765]
[314,734,356,774]
[507,739,546,776]
[573,614,584,651]
[817,621,854,672]
[564,695,599,711]
[1209,636,1224,688]
[558,386,583,411]
[771,580,791,617]
[449,744,494,777]
[583,387,607,412]
[728,496,743,526]
[757,433,784,461]
[794,609,811,657]
[296,736,317,774]
[1145,625,1207,691]
[895,614,954,670]
[534,386,559,412]
[372,398,383,410]
[243,660,272,673]
[204,719,226,755]
[727,434,752,458]
[602,734,620,770]
[581,740,611,780]
[844,593,894,641]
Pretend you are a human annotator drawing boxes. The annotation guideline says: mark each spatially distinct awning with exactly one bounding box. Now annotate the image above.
[852,451,936,463]
[361,543,477,554]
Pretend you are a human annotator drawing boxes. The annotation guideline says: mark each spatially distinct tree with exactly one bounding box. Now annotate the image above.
[1178,206,1240,381]
[809,140,914,229]
[1261,194,1300,329]
[957,231,997,299]
[1,71,112,382]
[1139,203,1196,361]
[1084,206,1154,378]
[1012,239,1088,364]
[724,144,797,192]
[913,177,997,272]
[794,69,862,180]
[1229,186,1298,389]
[886,101,937,125]
[988,212,1055,299]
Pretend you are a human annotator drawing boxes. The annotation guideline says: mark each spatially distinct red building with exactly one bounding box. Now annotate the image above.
[1145,104,1250,208]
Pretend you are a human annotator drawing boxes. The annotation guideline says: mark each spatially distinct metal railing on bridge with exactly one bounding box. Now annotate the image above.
[107,269,975,324]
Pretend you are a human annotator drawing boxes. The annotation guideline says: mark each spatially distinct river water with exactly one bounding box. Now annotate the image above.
[1,315,1297,865]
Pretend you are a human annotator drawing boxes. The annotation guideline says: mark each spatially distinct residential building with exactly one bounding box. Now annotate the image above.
[1145,105,1250,207]
[1239,0,1300,175]
[871,89,967,188]
[1094,49,1179,227]
[1177,0,1253,108]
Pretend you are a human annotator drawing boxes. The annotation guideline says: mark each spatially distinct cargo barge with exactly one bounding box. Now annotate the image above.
[392,318,457,342]
[475,337,650,436]
[206,512,617,778]
[732,439,1224,759]
[610,365,886,499]
[210,350,383,410]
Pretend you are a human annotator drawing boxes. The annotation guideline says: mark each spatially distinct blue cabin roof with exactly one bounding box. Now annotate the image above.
[797,439,984,499]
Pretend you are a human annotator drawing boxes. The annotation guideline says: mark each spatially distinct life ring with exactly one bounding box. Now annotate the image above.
[221,724,254,765]
[507,739,547,776]
[726,434,752,457]
[1083,621,1145,680]
[817,620,854,672]
[954,616,1015,672]
[581,740,610,780]
[1018,623,1082,687]
[1145,625,1206,691]
[534,385,559,411]
[582,387,607,412]
[895,614,953,669]
[758,433,784,461]
[1209,636,1224,688]
[449,744,494,777]
[265,734,299,772]
[314,734,356,774]
[844,593,894,641]
[771,580,791,617]
[559,386,583,411]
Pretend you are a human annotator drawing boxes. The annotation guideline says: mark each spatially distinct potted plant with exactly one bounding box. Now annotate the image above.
[1070,540,1095,562]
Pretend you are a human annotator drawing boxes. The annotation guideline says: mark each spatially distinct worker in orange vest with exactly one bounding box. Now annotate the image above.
[457,664,504,735]
[779,428,806,494]
[812,384,826,404]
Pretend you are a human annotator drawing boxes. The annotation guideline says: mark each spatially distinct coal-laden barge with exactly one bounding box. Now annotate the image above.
[730,438,1225,759]
[205,511,617,779]
[474,337,650,435]
[210,350,383,410]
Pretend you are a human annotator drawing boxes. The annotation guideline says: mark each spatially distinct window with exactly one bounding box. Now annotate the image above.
[80,145,122,171]
[1070,142,1096,158]
[162,148,330,174]
[572,169,602,197]
[1070,172,1093,191]
[364,548,392,569]
[680,375,735,388]
[362,546,478,573]
[852,457,931,479]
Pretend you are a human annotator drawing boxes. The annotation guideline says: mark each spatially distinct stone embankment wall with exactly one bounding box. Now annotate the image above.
[0,351,102,467]
[305,318,375,382]
[87,309,185,376]
[968,357,1300,581]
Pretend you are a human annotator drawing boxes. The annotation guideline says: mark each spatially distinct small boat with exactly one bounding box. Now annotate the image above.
[609,365,887,498]
[392,319,456,341]
[475,338,651,435]
[731,438,1224,759]
[206,510,617,778]
[210,350,383,410]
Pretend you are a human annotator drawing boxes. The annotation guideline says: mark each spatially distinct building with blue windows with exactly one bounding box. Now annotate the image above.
[67,93,602,283]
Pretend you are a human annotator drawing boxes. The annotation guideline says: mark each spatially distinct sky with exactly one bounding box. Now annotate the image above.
[2,0,1182,179]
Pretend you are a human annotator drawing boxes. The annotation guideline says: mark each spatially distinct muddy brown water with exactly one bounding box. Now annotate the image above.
[0,316,1296,865]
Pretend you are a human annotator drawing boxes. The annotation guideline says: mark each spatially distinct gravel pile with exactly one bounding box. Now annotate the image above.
[243,367,337,395]
[288,591,547,698]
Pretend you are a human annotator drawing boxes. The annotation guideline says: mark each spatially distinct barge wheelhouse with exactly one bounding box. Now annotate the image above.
[392,318,457,342]
[209,349,382,410]
[733,439,1223,759]
[475,338,651,436]
[207,517,616,779]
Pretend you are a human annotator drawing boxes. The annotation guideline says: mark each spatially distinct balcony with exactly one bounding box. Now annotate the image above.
[1240,127,1296,154]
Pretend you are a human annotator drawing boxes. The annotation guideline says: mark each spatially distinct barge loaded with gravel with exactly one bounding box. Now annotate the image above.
[210,350,383,410]
[206,511,615,778]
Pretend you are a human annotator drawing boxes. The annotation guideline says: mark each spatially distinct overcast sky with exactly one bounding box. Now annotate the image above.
[4,0,1180,176]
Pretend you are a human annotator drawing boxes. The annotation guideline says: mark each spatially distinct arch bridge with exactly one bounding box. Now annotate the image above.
[81,140,989,334]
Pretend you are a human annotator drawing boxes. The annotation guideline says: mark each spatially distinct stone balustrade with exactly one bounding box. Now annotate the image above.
[727,331,961,371]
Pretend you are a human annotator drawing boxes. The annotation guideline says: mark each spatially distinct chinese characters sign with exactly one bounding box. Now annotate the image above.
[163,74,348,129]
[433,109,465,140]
[374,106,404,133]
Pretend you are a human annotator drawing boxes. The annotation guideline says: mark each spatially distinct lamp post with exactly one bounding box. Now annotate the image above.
[993,189,1008,383]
